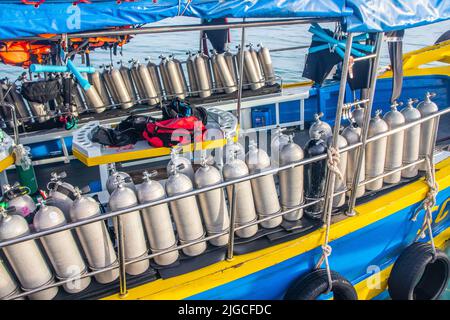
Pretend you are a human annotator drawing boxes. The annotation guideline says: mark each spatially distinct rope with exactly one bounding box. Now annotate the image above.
[314,146,345,294]
[412,155,438,259]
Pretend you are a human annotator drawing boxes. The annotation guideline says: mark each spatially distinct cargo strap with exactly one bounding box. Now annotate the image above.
[412,155,438,259]
[314,146,345,293]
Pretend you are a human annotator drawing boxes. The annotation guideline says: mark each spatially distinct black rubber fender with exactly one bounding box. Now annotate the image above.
[284,268,358,300]
[388,242,450,300]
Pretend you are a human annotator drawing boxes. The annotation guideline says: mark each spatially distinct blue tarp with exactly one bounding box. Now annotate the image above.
[0,0,448,40]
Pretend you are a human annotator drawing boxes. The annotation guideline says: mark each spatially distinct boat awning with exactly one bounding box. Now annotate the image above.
[0,0,448,40]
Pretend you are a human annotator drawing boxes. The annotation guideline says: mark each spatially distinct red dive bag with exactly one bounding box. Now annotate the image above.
[143,116,205,148]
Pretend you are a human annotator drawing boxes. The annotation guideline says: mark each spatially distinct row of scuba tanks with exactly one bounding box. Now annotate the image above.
[84,43,276,113]
[0,92,438,300]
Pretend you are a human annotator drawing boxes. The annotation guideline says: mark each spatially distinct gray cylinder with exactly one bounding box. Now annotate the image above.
[309,112,332,140]
[89,68,111,106]
[210,50,225,94]
[109,67,133,109]
[279,136,304,221]
[118,62,138,104]
[166,146,194,181]
[136,171,178,266]
[146,58,163,99]
[0,209,57,300]
[401,99,422,178]
[70,191,119,284]
[215,52,237,94]
[47,171,76,221]
[341,124,365,198]
[186,52,199,97]
[159,56,173,98]
[194,160,230,246]
[84,86,106,113]
[194,52,213,98]
[243,50,263,91]
[383,103,405,184]
[165,56,186,99]
[102,66,119,104]
[245,142,282,228]
[326,135,348,207]
[137,62,160,106]
[165,167,206,256]
[257,44,276,85]
[106,163,135,194]
[365,110,389,191]
[0,258,22,300]
[270,127,290,167]
[224,49,238,86]
[3,183,37,219]
[223,153,258,238]
[109,181,149,275]
[351,104,365,128]
[34,203,91,293]
[417,92,439,171]
[248,44,265,88]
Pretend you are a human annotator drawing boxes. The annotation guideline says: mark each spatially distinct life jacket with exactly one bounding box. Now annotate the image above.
[0,41,51,67]
[143,116,206,148]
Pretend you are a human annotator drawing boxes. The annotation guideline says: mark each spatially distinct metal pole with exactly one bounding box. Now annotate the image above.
[236,19,246,126]
[226,184,237,261]
[116,216,127,297]
[346,33,383,216]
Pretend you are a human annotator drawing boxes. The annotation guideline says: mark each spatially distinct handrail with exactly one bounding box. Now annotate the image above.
[0,106,448,250]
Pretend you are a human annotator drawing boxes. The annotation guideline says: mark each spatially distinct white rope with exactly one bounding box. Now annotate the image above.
[327,147,344,182]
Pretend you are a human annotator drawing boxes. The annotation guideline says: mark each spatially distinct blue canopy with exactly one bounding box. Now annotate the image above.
[0,0,448,40]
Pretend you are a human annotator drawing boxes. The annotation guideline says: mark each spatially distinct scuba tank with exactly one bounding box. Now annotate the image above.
[102,65,119,104]
[83,85,106,114]
[118,61,138,104]
[0,206,58,300]
[279,135,304,221]
[210,49,225,94]
[108,176,149,275]
[309,112,332,140]
[194,51,213,98]
[351,103,365,128]
[166,146,194,181]
[129,59,146,102]
[247,43,265,88]
[243,45,263,91]
[186,51,199,97]
[246,141,282,228]
[70,188,119,284]
[145,57,163,99]
[166,164,207,256]
[164,55,187,99]
[235,45,251,90]
[365,110,389,191]
[135,60,159,106]
[222,132,245,166]
[222,150,258,238]
[257,43,275,86]
[13,145,38,195]
[270,126,289,167]
[136,171,179,266]
[212,50,237,94]
[2,183,36,222]
[304,131,328,218]
[224,48,238,86]
[341,123,365,198]
[158,55,173,98]
[0,257,22,300]
[106,163,135,194]
[417,92,439,171]
[46,171,77,220]
[401,98,422,178]
[326,135,348,208]
[33,199,91,294]
[109,64,133,109]
[383,102,405,184]
[89,65,111,106]
[194,157,230,246]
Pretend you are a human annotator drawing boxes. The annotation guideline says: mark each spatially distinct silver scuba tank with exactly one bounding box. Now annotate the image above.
[257,43,275,85]
[165,55,187,99]
[84,82,107,113]
[159,55,173,98]
[108,176,149,275]
[89,65,111,106]
[278,135,304,221]
[222,150,259,238]
[341,123,365,198]
[145,57,163,99]
[383,102,405,184]
[213,50,237,94]
[186,51,199,97]
[210,49,225,94]
[270,126,290,167]
[166,164,207,256]
[129,60,146,102]
[106,163,135,194]
[194,157,230,246]
[401,98,422,178]
[326,135,348,207]
[118,61,138,104]
[109,65,133,109]
[243,46,263,91]
[33,200,91,294]
[247,43,265,88]
[166,146,194,181]
[0,207,58,300]
[2,182,37,219]
[194,51,213,98]
[69,188,119,284]
[136,60,160,106]
[224,48,238,86]
[417,92,439,171]
[235,45,251,90]
[0,258,22,300]
[245,141,282,228]
[46,171,76,221]
[365,110,389,191]
[309,112,332,140]
[102,65,119,104]
[351,103,365,128]
[136,171,179,266]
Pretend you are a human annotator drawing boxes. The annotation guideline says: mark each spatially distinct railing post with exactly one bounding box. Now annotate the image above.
[236,18,246,126]
[226,184,237,261]
[346,33,384,216]
[116,215,127,297]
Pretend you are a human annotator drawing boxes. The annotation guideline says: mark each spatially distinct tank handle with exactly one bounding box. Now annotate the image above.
[374,109,383,118]
[425,92,437,100]
[142,170,158,181]
[249,139,258,150]
[390,101,403,111]
[313,112,324,122]
[407,98,419,107]
[200,155,214,167]
[169,163,185,175]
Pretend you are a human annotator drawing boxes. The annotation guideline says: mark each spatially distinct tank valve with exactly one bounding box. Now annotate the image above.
[142,170,158,181]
